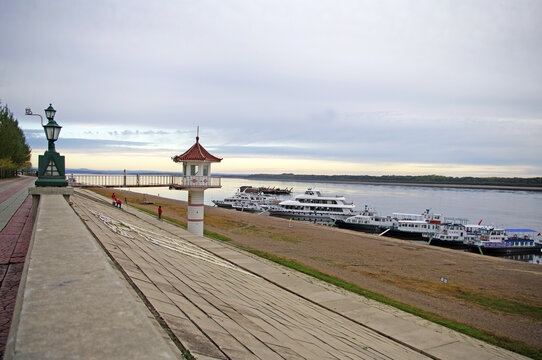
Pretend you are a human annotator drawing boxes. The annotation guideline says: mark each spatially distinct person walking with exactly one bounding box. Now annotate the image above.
[112,193,116,206]
[158,206,162,220]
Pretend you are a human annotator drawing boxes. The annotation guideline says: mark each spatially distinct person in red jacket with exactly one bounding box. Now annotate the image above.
[158,206,162,220]
[112,193,116,206]
[116,198,122,209]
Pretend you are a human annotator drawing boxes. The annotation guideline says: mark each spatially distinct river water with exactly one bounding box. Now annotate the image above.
[122,177,542,264]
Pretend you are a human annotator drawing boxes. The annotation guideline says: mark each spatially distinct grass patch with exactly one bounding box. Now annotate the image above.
[310,256,334,263]
[270,233,298,243]
[204,229,232,242]
[456,290,542,319]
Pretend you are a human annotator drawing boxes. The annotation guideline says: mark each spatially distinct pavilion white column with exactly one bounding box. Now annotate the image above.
[187,189,205,236]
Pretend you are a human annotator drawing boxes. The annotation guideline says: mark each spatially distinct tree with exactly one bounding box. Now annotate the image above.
[0,103,31,178]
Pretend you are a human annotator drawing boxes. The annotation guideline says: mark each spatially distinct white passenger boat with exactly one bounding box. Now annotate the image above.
[336,207,467,240]
[213,189,280,212]
[423,223,470,248]
[212,191,246,209]
[465,228,542,255]
[379,210,446,240]
[263,188,355,223]
[232,192,280,212]
[333,206,395,233]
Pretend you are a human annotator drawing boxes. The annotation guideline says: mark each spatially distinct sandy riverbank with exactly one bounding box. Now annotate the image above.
[93,188,542,352]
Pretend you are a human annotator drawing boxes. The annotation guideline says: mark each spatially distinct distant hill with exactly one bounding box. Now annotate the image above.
[232,173,542,188]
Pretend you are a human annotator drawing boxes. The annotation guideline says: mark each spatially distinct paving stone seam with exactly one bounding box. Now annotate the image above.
[71,195,231,360]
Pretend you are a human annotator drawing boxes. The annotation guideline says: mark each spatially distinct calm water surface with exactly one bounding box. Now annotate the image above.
[123,177,542,264]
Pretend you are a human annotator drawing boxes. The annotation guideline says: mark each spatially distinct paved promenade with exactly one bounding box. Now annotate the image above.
[0,177,35,232]
[6,190,182,359]
[0,177,35,357]
[67,188,528,360]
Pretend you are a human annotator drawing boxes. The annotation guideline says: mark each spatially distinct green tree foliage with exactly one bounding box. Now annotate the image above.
[0,103,31,178]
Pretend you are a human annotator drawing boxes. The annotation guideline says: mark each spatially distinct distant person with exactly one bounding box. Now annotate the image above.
[116,198,122,209]
[112,193,116,206]
[158,206,162,220]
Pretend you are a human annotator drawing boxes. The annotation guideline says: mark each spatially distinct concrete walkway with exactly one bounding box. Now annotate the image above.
[5,192,182,359]
[69,189,529,360]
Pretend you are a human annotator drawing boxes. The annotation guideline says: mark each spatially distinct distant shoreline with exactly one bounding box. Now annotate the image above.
[65,170,542,192]
[225,175,542,192]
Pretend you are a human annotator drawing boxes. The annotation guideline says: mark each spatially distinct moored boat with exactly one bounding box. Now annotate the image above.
[239,185,293,195]
[333,206,394,233]
[423,223,470,249]
[466,228,542,255]
[263,188,355,223]
[213,189,280,212]
[212,190,246,208]
[373,209,457,241]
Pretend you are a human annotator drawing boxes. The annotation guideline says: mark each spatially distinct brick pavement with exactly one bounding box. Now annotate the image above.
[0,196,32,358]
[0,177,35,232]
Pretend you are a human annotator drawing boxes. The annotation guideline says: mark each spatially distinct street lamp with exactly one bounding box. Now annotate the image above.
[26,104,67,187]
[43,104,62,151]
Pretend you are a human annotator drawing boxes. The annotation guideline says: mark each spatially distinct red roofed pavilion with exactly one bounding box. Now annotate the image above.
[171,130,222,236]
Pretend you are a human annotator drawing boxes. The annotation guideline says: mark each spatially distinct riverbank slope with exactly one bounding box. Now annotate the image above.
[92,188,542,354]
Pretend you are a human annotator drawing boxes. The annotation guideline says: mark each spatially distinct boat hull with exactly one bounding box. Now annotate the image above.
[427,238,469,249]
[213,201,234,209]
[333,219,383,234]
[380,229,427,241]
[267,210,346,224]
[468,244,542,255]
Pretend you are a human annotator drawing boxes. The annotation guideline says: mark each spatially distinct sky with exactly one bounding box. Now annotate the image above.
[1,0,541,177]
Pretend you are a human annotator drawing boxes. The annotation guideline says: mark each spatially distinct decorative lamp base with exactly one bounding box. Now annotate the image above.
[35,177,68,187]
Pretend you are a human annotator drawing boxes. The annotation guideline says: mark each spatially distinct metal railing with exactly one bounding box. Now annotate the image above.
[69,174,221,188]
[172,176,221,188]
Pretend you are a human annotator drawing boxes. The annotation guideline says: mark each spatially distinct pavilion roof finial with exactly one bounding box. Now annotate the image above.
[172,126,222,163]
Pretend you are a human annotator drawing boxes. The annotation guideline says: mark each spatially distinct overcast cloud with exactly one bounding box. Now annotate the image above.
[1,0,541,175]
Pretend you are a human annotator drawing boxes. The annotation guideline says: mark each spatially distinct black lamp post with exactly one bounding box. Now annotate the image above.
[43,104,62,152]
[27,104,68,187]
